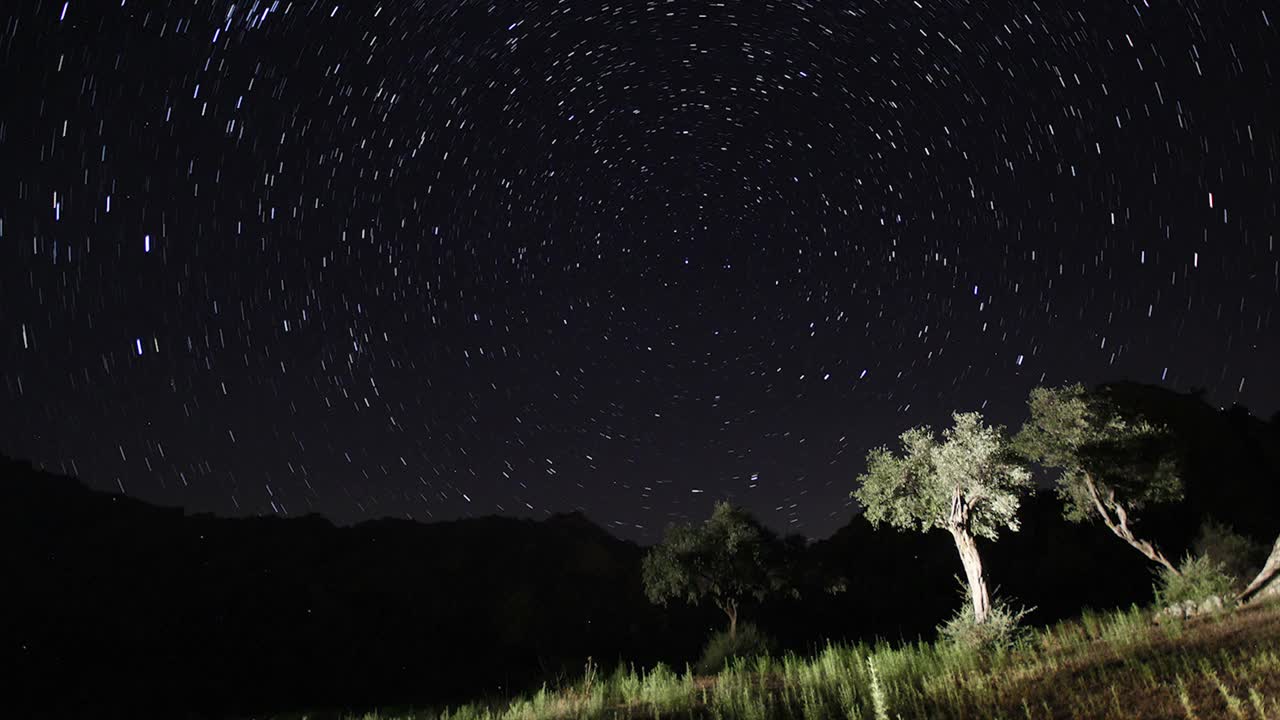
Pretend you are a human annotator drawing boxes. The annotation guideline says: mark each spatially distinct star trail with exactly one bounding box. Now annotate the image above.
[2,0,1277,539]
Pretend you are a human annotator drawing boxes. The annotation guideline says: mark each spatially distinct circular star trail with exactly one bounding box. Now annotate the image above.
[2,0,1277,538]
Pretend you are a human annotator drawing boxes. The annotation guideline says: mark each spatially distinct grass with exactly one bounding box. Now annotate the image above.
[286,599,1280,720]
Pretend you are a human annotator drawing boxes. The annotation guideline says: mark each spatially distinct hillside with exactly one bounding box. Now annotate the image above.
[303,600,1280,720]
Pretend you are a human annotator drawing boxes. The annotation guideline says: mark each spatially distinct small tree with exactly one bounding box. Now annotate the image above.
[1015,384,1183,574]
[642,501,790,639]
[853,412,1031,625]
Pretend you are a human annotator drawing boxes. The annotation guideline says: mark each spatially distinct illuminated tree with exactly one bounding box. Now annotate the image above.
[853,412,1032,624]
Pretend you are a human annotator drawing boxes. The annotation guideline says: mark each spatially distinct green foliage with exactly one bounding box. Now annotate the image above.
[1016,384,1183,523]
[696,621,773,674]
[642,501,792,624]
[937,581,1034,651]
[1156,554,1238,609]
[866,655,890,720]
[852,412,1032,540]
[1193,519,1262,586]
[637,662,684,708]
[610,663,643,705]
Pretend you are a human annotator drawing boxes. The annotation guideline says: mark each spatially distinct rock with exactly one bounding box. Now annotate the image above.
[1156,595,1228,622]
[1155,601,1190,623]
[1197,596,1224,615]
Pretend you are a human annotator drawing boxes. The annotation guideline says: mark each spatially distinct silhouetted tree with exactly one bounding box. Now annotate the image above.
[642,502,791,639]
[1016,384,1183,574]
[853,412,1031,625]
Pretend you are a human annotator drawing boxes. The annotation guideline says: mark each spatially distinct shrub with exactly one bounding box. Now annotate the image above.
[612,663,643,704]
[1193,519,1262,587]
[638,662,685,708]
[937,582,1033,651]
[1155,553,1236,609]
[696,622,773,674]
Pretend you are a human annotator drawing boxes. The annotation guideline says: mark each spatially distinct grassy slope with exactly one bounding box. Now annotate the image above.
[301,600,1280,720]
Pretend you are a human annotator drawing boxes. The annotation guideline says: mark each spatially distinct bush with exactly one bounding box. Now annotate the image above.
[1155,553,1237,609]
[638,662,683,707]
[937,583,1033,651]
[1193,519,1262,587]
[696,622,773,674]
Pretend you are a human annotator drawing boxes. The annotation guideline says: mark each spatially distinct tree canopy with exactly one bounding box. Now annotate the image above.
[1015,383,1184,572]
[642,501,791,638]
[855,412,1032,541]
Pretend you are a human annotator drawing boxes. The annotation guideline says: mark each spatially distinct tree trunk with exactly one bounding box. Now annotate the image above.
[1240,533,1280,604]
[947,486,990,624]
[725,601,739,640]
[1083,473,1179,575]
[950,527,991,624]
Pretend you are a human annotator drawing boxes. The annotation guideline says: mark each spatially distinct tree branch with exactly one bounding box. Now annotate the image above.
[1083,473,1178,574]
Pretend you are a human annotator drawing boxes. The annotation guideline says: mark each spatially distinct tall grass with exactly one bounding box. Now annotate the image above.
[301,600,1280,720]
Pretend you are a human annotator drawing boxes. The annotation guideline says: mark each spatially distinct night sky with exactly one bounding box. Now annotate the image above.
[2,0,1277,540]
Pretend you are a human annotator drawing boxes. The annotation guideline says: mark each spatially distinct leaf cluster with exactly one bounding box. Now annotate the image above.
[1015,384,1183,522]
[852,412,1032,540]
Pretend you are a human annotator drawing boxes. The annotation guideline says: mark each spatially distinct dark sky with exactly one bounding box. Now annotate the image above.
[2,0,1276,540]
